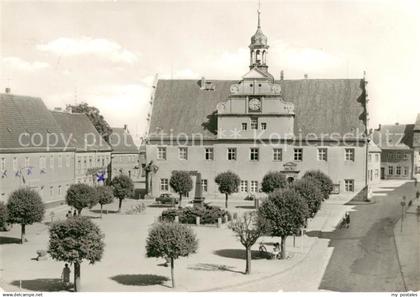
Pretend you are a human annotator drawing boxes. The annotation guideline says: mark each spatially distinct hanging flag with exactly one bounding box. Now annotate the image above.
[96,171,106,183]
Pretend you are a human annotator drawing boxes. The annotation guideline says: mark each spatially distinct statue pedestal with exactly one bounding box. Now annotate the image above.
[193,197,205,207]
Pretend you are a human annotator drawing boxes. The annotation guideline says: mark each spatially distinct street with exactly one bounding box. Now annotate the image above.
[222,180,416,292]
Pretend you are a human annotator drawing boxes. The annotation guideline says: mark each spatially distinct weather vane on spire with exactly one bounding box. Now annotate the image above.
[257,0,261,28]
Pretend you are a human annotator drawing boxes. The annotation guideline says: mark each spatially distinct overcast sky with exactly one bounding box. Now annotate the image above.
[1,0,419,144]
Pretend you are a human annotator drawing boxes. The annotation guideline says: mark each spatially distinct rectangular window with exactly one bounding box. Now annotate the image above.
[58,155,63,168]
[101,157,105,167]
[227,148,237,160]
[1,158,5,171]
[345,148,355,161]
[261,123,267,130]
[318,148,328,161]
[250,181,259,193]
[58,185,62,195]
[389,166,394,175]
[403,154,409,161]
[89,157,93,168]
[201,179,208,192]
[179,147,188,160]
[24,157,29,168]
[251,118,258,130]
[66,155,70,168]
[50,155,54,169]
[273,148,282,161]
[344,179,354,192]
[240,180,248,192]
[375,154,380,162]
[160,178,169,191]
[294,148,303,161]
[50,186,54,196]
[205,148,214,160]
[368,154,372,162]
[39,157,46,169]
[375,169,379,178]
[13,157,17,171]
[396,166,401,175]
[250,148,259,161]
[241,123,247,131]
[157,147,167,160]
[403,167,409,176]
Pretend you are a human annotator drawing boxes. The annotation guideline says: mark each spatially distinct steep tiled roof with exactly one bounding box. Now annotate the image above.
[109,127,138,154]
[368,141,382,153]
[149,79,366,139]
[415,114,420,131]
[51,111,111,152]
[0,93,72,152]
[372,124,414,150]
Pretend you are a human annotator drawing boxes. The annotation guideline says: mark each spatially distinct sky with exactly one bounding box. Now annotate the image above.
[1,0,420,145]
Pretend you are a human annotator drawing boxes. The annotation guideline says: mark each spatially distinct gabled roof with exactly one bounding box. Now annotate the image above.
[109,127,138,154]
[372,124,414,150]
[368,141,381,153]
[0,93,72,152]
[51,111,111,152]
[149,78,366,139]
[243,68,272,80]
[414,113,420,131]
[413,113,420,147]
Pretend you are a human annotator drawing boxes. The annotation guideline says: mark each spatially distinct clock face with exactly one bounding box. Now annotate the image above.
[271,85,281,94]
[249,98,262,111]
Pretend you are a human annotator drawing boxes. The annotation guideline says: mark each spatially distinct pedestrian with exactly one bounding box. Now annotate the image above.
[61,263,71,287]
[345,212,351,228]
[73,210,77,217]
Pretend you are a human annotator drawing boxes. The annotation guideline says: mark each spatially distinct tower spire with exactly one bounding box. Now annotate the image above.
[257,0,261,28]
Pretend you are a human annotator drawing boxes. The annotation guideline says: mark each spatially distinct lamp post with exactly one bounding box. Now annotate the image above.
[400,196,406,233]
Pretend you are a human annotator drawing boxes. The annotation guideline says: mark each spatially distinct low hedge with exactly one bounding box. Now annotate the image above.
[161,204,231,224]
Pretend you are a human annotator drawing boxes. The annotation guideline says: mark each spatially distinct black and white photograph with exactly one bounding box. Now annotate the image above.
[0,0,419,294]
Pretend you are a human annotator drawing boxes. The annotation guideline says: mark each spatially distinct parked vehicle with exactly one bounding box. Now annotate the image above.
[155,194,178,205]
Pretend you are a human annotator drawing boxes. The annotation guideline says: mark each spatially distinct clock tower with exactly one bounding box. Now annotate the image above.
[216,9,295,140]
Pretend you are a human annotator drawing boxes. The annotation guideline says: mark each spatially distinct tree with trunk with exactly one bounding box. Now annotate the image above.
[258,188,308,259]
[146,222,198,288]
[110,175,134,212]
[293,178,323,218]
[302,170,333,200]
[48,216,104,292]
[169,171,193,207]
[215,171,240,208]
[66,184,98,215]
[95,186,114,218]
[6,188,45,244]
[261,171,287,193]
[67,102,112,142]
[229,211,267,274]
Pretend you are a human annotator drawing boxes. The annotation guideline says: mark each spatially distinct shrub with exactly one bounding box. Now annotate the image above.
[302,170,333,200]
[161,204,231,225]
[95,186,114,217]
[261,171,287,193]
[125,203,146,215]
[170,171,193,206]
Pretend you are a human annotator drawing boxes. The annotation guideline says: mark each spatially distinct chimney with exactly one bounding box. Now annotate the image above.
[304,74,308,79]
[395,122,399,125]
[280,70,284,81]
[124,124,128,132]
[5,87,11,94]
[200,77,206,89]
[54,107,62,112]
[377,124,381,130]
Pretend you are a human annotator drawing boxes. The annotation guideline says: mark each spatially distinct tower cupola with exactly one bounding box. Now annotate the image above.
[249,8,269,70]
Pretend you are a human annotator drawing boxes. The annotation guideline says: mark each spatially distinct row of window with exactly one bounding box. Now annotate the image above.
[387,165,409,176]
[241,118,267,131]
[160,178,356,193]
[157,147,356,162]
[1,155,72,171]
[368,153,380,163]
[76,155,110,170]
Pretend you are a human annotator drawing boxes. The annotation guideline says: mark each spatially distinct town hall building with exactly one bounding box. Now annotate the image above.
[145,11,369,199]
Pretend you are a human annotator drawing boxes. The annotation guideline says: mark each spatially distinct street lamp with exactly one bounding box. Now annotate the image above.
[400,196,406,233]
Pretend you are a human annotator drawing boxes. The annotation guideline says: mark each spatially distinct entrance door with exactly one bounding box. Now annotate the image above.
[380,167,385,180]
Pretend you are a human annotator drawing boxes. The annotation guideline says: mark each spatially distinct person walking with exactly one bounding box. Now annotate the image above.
[61,263,71,287]
[73,210,77,217]
[345,212,351,228]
